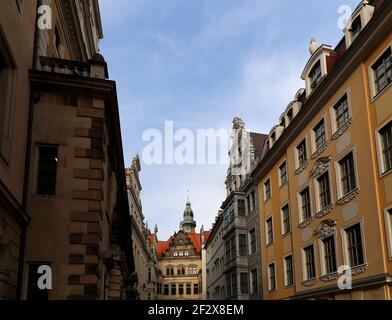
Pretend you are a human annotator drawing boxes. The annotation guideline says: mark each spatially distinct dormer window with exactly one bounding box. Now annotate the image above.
[287,109,293,122]
[350,16,362,42]
[310,61,322,90]
[271,132,276,144]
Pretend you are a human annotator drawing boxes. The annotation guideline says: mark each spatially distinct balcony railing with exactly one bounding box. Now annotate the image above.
[39,56,91,77]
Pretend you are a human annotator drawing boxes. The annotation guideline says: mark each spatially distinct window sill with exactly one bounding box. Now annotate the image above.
[279,181,288,190]
[336,187,360,205]
[319,272,339,282]
[295,160,309,175]
[371,81,392,103]
[298,217,313,229]
[284,284,295,289]
[331,118,353,140]
[302,278,318,287]
[311,141,329,160]
[315,204,334,219]
[281,231,291,238]
[351,263,368,275]
[380,168,392,179]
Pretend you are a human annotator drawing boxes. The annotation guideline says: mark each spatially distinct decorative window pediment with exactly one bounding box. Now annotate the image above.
[311,156,331,178]
[315,219,337,239]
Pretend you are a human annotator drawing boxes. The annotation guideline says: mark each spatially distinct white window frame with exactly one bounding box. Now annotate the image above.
[301,242,318,281]
[265,215,274,246]
[318,234,339,276]
[375,117,392,177]
[334,146,360,200]
[267,261,277,292]
[368,42,392,101]
[385,206,392,261]
[297,185,313,224]
[311,114,328,154]
[340,218,367,268]
[329,89,352,135]
[278,160,288,187]
[283,253,294,287]
[280,202,291,236]
[263,177,272,201]
[294,136,308,169]
[313,170,334,213]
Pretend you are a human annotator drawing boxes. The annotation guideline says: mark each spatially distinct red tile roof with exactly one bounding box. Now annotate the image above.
[155,230,210,259]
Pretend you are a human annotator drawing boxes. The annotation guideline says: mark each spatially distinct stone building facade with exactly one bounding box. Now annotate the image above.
[155,200,209,300]
[126,155,158,300]
[0,0,135,300]
[205,118,267,300]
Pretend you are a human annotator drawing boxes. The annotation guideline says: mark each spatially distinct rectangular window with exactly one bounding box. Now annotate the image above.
[225,237,236,263]
[171,284,176,296]
[297,139,307,167]
[314,119,327,150]
[249,229,256,255]
[300,187,312,222]
[279,161,288,186]
[239,234,247,257]
[37,145,58,196]
[284,255,294,287]
[339,152,357,196]
[193,284,199,295]
[334,94,350,130]
[251,269,258,294]
[27,263,50,300]
[247,195,251,214]
[164,284,169,295]
[317,173,331,209]
[178,284,184,295]
[372,47,392,95]
[379,121,392,174]
[264,179,271,200]
[322,236,337,274]
[266,217,273,245]
[304,245,316,280]
[345,224,365,267]
[281,204,291,235]
[310,60,322,90]
[240,273,249,294]
[350,16,362,42]
[251,190,256,212]
[238,199,246,217]
[387,208,392,258]
[186,284,192,295]
[268,263,276,291]
[226,274,237,298]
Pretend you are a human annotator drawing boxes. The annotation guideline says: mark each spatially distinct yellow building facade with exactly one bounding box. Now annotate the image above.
[254,0,392,300]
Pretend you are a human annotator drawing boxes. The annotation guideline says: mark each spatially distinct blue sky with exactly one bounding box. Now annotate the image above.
[99,0,359,240]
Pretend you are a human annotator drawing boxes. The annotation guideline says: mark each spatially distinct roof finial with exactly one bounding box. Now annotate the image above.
[309,37,318,55]
[187,190,190,203]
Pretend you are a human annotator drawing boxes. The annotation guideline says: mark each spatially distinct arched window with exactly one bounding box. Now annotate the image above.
[184,251,189,256]
[173,251,178,257]
[179,251,184,257]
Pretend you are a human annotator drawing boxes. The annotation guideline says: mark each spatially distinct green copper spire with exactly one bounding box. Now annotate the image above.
[180,195,196,232]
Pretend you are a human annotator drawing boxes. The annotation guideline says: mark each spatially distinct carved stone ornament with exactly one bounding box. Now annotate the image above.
[315,204,334,219]
[336,187,360,205]
[351,264,368,275]
[320,272,339,282]
[331,118,353,140]
[314,219,337,239]
[311,142,329,160]
[311,156,331,178]
[295,160,309,176]
[298,217,313,229]
[302,278,318,287]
